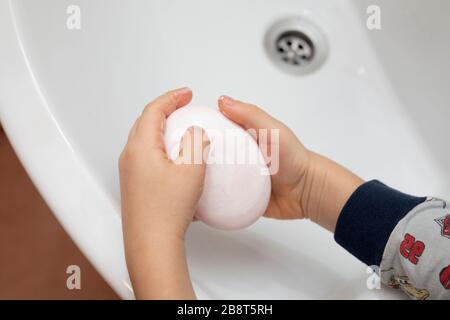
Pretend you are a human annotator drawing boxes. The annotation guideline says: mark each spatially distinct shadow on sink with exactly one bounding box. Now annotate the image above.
[186,223,353,299]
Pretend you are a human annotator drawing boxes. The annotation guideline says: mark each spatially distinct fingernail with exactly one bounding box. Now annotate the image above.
[175,87,192,95]
[219,95,236,108]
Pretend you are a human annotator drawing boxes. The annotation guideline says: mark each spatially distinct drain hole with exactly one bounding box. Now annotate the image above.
[264,16,329,75]
[275,31,314,66]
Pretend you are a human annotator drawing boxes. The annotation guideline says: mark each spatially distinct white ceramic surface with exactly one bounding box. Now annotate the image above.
[1,0,449,299]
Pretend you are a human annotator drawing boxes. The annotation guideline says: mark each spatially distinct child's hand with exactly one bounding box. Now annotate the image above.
[119,88,209,299]
[218,96,363,232]
[218,95,311,220]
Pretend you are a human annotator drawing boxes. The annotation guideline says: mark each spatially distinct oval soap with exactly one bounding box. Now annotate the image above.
[164,106,271,230]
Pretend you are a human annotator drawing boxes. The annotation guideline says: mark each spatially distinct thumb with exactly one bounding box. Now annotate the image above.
[174,126,210,167]
[218,95,281,131]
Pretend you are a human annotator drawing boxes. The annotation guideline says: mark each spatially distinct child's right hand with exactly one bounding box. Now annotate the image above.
[218,96,364,232]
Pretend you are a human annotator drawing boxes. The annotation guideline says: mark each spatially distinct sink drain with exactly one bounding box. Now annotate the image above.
[265,16,328,75]
[276,31,314,66]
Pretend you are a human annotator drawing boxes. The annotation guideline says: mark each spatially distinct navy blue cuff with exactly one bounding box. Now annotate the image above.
[334,180,426,267]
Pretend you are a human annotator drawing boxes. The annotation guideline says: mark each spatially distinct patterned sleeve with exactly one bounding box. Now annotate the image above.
[334,180,450,300]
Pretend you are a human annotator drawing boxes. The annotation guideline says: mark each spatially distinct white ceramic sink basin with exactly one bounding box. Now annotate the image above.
[1,0,449,299]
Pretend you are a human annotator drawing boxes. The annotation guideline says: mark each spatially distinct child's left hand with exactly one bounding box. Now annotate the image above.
[119,87,209,299]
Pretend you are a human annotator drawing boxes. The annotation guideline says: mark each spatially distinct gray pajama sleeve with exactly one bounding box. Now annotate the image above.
[334,180,450,300]
[380,198,450,300]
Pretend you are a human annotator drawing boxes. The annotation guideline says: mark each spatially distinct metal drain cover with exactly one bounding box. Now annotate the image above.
[276,31,314,66]
[265,16,328,75]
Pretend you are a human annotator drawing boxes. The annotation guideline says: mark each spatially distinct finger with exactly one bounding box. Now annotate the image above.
[143,87,193,117]
[218,95,280,131]
[127,117,140,142]
[134,87,193,152]
[218,95,287,169]
[174,126,210,167]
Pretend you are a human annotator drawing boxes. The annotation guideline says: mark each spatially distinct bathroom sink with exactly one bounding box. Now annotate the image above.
[1,0,449,299]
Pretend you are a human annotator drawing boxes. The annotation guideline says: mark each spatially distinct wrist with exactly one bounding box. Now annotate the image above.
[123,211,187,259]
[141,220,187,249]
[300,152,364,232]
[298,151,328,223]
[128,203,191,239]
[126,235,194,299]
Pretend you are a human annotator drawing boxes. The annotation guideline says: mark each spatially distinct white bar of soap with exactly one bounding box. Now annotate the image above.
[164,106,271,230]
